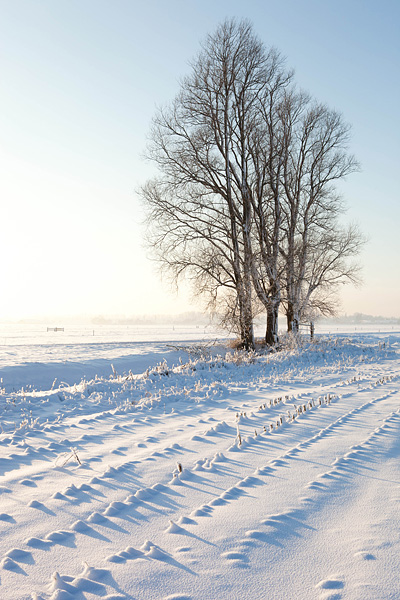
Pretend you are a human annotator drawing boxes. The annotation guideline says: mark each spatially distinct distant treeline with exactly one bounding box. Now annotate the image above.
[320,313,400,325]
[8,311,399,327]
[91,312,211,326]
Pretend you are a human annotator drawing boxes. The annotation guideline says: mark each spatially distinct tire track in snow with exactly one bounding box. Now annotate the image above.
[1,374,397,563]
[163,386,399,542]
[168,403,400,599]
[25,378,397,599]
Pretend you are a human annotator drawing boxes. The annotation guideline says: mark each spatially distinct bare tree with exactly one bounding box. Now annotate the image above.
[290,224,364,324]
[245,82,293,345]
[279,98,360,332]
[142,19,290,349]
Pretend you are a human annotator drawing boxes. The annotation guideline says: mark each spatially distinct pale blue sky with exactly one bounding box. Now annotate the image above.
[1,0,399,319]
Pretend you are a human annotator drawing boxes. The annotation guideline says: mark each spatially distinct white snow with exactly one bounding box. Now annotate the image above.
[0,324,399,599]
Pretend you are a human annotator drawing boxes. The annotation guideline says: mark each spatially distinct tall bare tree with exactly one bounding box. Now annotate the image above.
[142,19,290,349]
[279,98,360,332]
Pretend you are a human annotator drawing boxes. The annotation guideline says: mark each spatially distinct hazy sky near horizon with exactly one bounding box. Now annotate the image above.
[1,0,399,320]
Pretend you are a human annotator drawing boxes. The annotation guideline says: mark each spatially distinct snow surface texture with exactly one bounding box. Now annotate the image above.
[0,328,399,599]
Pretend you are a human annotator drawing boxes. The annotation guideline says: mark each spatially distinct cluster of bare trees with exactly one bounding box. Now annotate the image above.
[141,19,363,349]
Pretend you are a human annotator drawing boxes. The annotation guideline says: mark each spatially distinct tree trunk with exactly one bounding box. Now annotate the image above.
[265,305,279,347]
[239,294,255,350]
[242,317,255,351]
[286,302,299,334]
[237,272,255,350]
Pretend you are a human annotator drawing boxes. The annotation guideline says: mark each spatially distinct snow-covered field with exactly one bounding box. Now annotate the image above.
[0,324,399,600]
